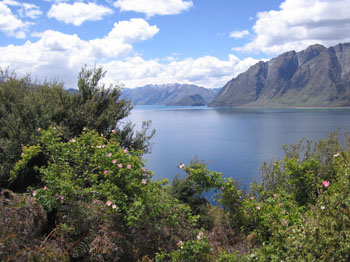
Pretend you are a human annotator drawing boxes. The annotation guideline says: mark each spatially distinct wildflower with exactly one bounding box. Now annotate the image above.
[221,187,225,191]
[96,145,102,149]
[197,232,204,240]
[107,153,112,157]
[178,163,185,169]
[112,159,117,164]
[234,203,238,207]
[104,138,107,141]
[21,152,24,157]
[118,163,123,168]
[91,145,94,148]
[32,190,37,196]
[142,168,146,172]
[177,241,184,249]
[127,164,132,169]
[43,186,47,191]
[143,173,148,177]
[37,127,41,131]
[333,153,340,158]
[106,200,112,206]
[111,129,116,133]
[69,138,76,143]
[60,196,64,200]
[250,196,255,200]
[83,127,86,131]
[322,181,330,188]
[256,206,261,210]
[112,204,117,209]
[278,202,283,207]
[273,194,277,198]
[101,133,104,137]
[142,179,147,184]
[104,170,108,175]
[124,149,128,154]
[281,219,288,226]
[102,145,106,148]
[321,206,326,210]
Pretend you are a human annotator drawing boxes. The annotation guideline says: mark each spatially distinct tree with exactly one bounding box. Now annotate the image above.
[0,66,154,191]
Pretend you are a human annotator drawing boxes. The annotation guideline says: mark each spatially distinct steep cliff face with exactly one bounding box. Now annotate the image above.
[121,83,216,106]
[210,43,350,107]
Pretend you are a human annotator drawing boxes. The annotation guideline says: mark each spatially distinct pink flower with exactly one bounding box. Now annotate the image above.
[142,179,147,184]
[278,202,283,207]
[250,196,255,200]
[221,187,225,191]
[333,153,340,158]
[37,127,41,131]
[143,173,148,177]
[106,200,112,206]
[102,145,106,148]
[32,190,37,196]
[21,152,24,157]
[197,232,204,240]
[281,219,288,226]
[127,164,132,169]
[107,153,112,157]
[177,241,184,249]
[60,195,64,200]
[256,206,261,210]
[90,145,94,148]
[322,181,330,188]
[104,138,107,141]
[178,163,185,169]
[124,149,128,154]
[118,163,123,168]
[142,168,146,172]
[111,129,116,133]
[104,170,108,175]
[112,204,117,209]
[234,203,238,207]
[321,206,326,210]
[112,159,117,164]
[43,186,47,191]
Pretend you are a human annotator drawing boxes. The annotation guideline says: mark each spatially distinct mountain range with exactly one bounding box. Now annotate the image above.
[121,83,217,106]
[210,43,350,107]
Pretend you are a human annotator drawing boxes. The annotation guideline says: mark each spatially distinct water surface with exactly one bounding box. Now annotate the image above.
[128,106,350,186]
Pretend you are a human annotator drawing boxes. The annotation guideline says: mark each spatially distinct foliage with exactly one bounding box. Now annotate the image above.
[0,66,154,191]
[8,127,197,261]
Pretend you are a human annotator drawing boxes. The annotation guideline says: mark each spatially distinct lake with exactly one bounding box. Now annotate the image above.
[128,106,350,186]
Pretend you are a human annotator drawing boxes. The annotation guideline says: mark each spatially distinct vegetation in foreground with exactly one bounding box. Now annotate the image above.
[1,68,350,261]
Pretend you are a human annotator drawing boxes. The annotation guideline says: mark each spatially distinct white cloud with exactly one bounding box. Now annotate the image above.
[235,0,350,54]
[102,55,259,89]
[114,0,193,17]
[47,2,113,26]
[2,0,42,19]
[0,2,29,38]
[0,18,160,87]
[230,30,250,39]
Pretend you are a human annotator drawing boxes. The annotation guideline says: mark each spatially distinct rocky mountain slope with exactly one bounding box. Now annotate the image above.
[121,83,216,106]
[210,43,350,107]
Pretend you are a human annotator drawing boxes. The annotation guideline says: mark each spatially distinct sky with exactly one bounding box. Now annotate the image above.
[1,0,350,89]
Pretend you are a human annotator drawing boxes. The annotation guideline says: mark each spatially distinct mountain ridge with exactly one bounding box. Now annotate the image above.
[121,83,217,106]
[210,43,350,107]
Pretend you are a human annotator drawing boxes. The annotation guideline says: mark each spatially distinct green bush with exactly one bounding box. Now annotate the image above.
[0,66,154,191]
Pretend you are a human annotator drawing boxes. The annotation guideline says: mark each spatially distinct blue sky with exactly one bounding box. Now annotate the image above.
[1,0,350,89]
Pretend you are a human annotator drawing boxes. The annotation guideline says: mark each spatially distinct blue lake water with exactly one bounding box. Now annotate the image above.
[128,106,350,186]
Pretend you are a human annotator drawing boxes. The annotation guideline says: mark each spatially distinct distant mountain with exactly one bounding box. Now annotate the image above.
[121,83,216,106]
[210,43,350,107]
